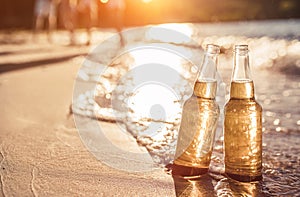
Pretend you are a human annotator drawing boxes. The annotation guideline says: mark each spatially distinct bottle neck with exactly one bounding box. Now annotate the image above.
[230,45,255,99]
[197,53,218,82]
[232,47,251,81]
[195,44,219,99]
[230,80,254,99]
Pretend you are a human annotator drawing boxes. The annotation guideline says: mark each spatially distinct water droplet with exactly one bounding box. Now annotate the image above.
[273,119,280,126]
[105,94,111,99]
[275,127,282,132]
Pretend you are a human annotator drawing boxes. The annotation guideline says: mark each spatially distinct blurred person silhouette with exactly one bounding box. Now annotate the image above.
[77,0,98,45]
[60,0,77,45]
[107,0,126,46]
[33,0,59,42]
[60,0,98,45]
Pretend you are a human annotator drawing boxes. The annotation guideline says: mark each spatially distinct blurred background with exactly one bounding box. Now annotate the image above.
[1,0,300,29]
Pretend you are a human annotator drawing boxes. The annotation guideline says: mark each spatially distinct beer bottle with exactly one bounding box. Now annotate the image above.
[224,45,262,182]
[172,44,220,178]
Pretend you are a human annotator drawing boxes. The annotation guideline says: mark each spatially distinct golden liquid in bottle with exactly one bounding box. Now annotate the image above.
[224,80,262,182]
[172,80,220,178]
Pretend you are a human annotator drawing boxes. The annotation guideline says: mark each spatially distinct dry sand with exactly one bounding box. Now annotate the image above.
[0,32,176,196]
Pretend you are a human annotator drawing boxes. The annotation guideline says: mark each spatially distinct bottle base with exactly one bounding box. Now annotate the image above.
[226,172,262,182]
[171,163,208,179]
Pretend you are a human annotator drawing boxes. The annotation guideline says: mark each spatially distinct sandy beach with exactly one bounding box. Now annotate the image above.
[0,33,176,196]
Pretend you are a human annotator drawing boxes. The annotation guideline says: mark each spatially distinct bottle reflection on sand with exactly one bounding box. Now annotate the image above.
[173,174,215,197]
[214,177,264,197]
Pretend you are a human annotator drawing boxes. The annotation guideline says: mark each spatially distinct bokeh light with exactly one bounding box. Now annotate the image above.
[100,0,109,4]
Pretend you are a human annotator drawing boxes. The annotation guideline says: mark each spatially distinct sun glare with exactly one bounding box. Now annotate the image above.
[100,0,109,4]
[128,83,180,122]
[146,23,193,44]
[142,0,152,3]
[130,46,184,73]
[124,46,192,126]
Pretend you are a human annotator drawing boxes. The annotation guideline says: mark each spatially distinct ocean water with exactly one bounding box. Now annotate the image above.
[72,20,300,196]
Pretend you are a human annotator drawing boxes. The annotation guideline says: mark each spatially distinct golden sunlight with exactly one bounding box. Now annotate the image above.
[130,46,184,73]
[128,83,180,122]
[125,46,190,124]
[146,23,193,44]
[100,0,109,4]
[142,0,152,3]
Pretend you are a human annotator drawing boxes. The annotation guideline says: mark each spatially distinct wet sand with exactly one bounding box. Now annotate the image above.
[0,33,175,196]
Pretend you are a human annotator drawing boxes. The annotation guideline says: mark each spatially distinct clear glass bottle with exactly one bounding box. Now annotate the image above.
[224,45,262,182]
[172,44,220,178]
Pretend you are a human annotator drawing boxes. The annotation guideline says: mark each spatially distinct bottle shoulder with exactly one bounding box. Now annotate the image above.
[185,95,218,105]
[225,98,262,113]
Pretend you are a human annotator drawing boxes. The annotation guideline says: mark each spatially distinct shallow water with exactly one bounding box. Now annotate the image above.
[72,20,300,196]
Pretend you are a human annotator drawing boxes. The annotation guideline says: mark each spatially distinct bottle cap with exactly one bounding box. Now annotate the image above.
[234,45,249,55]
[206,44,220,54]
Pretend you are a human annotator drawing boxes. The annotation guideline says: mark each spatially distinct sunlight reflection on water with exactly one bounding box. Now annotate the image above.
[146,23,193,44]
